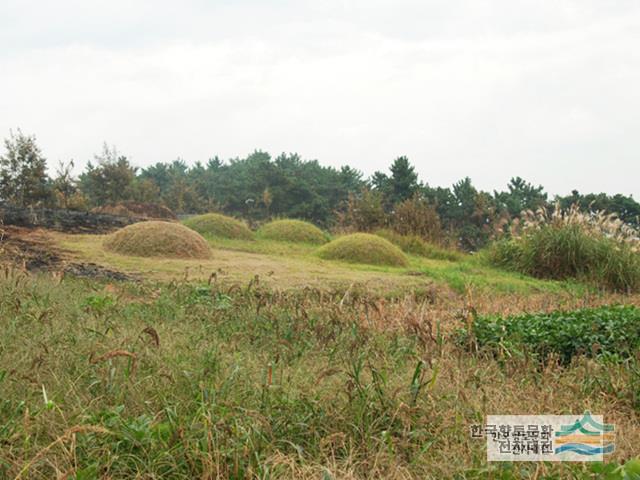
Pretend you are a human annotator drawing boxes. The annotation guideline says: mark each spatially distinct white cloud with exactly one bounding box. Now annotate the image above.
[0,0,638,197]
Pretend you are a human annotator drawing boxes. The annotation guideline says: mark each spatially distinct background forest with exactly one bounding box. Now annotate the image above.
[1,129,639,251]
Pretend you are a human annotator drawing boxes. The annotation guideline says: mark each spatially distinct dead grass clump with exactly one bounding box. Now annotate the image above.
[103,221,211,259]
[182,213,253,240]
[258,219,329,244]
[317,233,408,267]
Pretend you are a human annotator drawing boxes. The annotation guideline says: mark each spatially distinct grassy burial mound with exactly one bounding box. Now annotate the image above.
[182,213,253,240]
[258,219,328,244]
[103,221,211,259]
[317,233,409,267]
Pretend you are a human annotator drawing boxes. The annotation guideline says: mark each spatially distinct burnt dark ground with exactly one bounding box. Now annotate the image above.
[0,226,134,282]
[0,203,146,233]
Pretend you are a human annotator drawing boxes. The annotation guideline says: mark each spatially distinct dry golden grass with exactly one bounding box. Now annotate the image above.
[52,229,617,297]
[54,231,428,293]
[519,203,640,250]
[103,221,211,259]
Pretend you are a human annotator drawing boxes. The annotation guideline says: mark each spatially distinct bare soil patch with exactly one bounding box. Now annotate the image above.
[0,226,134,281]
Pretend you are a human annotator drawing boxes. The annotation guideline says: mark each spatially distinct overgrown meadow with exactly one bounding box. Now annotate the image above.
[2,268,640,479]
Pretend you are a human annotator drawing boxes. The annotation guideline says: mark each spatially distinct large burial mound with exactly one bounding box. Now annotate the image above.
[182,213,253,240]
[104,221,211,259]
[258,219,328,244]
[316,233,409,267]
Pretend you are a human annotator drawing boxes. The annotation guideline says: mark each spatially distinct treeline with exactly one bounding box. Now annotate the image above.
[1,129,639,250]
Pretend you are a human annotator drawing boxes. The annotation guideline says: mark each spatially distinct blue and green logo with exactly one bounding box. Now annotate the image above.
[554,411,615,456]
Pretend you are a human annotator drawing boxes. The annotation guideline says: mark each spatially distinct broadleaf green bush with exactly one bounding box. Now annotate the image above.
[460,305,640,364]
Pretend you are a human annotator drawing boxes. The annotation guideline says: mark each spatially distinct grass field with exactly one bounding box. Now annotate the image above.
[1,230,640,478]
[54,232,583,296]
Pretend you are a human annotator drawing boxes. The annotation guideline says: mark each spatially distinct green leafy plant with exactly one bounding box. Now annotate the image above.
[460,305,640,364]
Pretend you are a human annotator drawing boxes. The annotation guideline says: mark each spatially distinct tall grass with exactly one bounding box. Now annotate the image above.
[374,229,462,262]
[486,204,640,292]
[0,269,639,478]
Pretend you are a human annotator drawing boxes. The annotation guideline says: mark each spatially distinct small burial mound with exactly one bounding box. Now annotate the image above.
[104,221,211,259]
[258,219,328,244]
[182,213,253,240]
[316,233,408,267]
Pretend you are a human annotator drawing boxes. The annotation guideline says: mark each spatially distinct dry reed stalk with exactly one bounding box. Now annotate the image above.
[89,350,137,375]
[518,202,640,251]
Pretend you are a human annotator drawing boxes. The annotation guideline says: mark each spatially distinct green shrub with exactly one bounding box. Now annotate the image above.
[336,189,387,232]
[182,213,254,240]
[460,305,640,364]
[257,219,329,244]
[317,233,409,267]
[374,229,462,261]
[389,195,443,244]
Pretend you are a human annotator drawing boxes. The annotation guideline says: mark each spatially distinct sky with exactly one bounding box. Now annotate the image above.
[1,0,639,197]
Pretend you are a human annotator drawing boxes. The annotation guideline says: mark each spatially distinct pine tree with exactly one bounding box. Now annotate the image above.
[494,176,547,217]
[388,156,419,204]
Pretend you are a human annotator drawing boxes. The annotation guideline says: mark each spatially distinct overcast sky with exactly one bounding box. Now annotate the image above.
[1,0,639,197]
